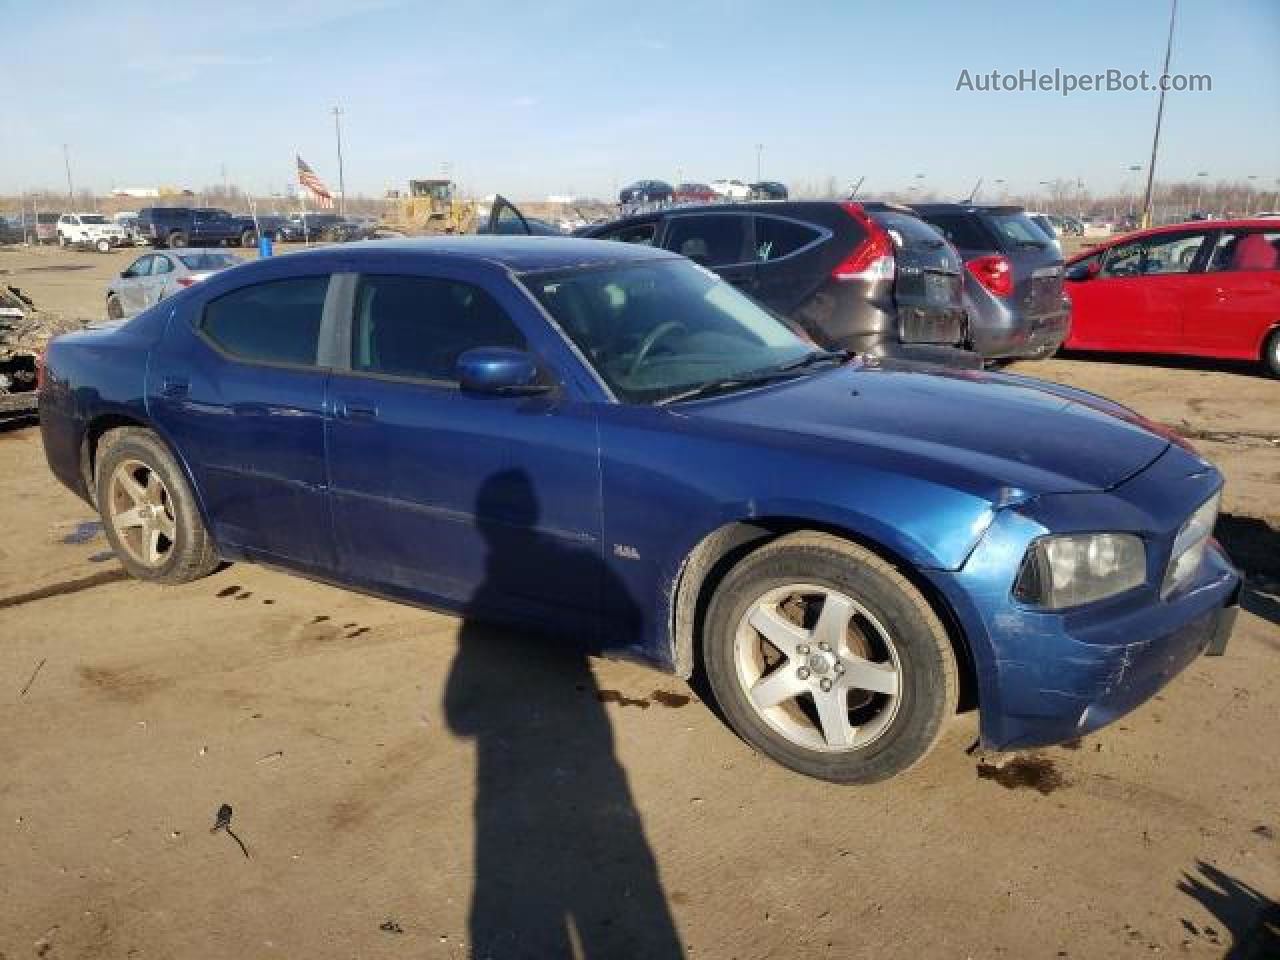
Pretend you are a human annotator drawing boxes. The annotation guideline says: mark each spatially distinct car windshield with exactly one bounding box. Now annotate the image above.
[80,215,109,224]
[522,259,820,405]
[178,253,241,270]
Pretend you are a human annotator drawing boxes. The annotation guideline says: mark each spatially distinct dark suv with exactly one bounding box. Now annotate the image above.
[548,199,975,365]
[911,204,1070,361]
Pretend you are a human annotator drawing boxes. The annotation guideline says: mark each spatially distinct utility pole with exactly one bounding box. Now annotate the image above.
[332,106,347,218]
[1140,0,1177,228]
[755,144,763,182]
[220,162,229,198]
[62,144,75,205]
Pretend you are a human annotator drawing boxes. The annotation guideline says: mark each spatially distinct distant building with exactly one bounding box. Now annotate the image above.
[110,187,162,198]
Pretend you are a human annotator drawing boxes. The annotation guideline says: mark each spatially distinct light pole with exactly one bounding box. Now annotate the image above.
[1194,170,1208,214]
[755,144,763,183]
[62,143,75,205]
[1140,0,1178,228]
[332,106,347,218]
[1244,174,1257,215]
[1039,180,1050,211]
[1126,164,1141,220]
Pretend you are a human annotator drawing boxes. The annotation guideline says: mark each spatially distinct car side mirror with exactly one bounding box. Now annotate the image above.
[456,347,550,395]
[1065,262,1098,282]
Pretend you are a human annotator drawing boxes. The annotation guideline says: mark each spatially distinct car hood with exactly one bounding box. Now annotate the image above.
[679,362,1170,500]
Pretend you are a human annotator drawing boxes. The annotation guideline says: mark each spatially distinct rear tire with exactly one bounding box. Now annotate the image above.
[703,532,958,784]
[95,428,220,584]
[1264,330,1280,379]
[106,295,123,321]
[240,229,257,248]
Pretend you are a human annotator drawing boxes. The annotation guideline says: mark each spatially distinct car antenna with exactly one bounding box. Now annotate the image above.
[965,177,983,204]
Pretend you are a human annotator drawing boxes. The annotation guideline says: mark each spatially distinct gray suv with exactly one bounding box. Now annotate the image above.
[912,204,1070,361]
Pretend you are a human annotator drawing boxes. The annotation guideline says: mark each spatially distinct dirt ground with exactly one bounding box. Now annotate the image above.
[1,243,1277,959]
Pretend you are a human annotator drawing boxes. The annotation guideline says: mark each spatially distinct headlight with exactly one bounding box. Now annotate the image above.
[1162,492,1220,599]
[1014,533,1146,610]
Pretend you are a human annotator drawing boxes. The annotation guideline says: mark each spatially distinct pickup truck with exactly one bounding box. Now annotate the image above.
[136,207,259,249]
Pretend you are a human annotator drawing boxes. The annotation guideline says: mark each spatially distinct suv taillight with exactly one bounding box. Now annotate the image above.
[833,203,896,282]
[966,254,1013,297]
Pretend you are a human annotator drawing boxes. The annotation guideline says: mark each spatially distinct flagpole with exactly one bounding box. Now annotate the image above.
[297,154,311,246]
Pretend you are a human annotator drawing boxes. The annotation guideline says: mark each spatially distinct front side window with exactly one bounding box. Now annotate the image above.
[178,252,240,271]
[523,259,815,404]
[200,275,328,366]
[600,221,657,245]
[662,214,751,266]
[1205,230,1280,272]
[152,255,175,275]
[80,214,109,225]
[351,275,525,383]
[1101,232,1208,277]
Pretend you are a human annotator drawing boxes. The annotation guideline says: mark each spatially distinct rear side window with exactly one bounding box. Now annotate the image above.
[662,214,751,266]
[152,255,174,275]
[351,275,525,383]
[753,216,821,261]
[1205,230,1280,272]
[918,213,991,251]
[200,275,328,366]
[870,211,948,252]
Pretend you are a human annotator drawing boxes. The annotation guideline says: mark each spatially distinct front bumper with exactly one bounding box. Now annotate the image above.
[927,447,1241,750]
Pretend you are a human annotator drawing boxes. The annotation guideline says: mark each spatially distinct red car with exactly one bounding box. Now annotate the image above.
[673,182,717,204]
[1063,218,1280,376]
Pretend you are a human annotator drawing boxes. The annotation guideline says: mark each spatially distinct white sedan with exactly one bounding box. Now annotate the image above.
[710,179,752,199]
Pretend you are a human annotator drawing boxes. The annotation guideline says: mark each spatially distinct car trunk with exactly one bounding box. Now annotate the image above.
[871,210,967,345]
[985,211,1067,325]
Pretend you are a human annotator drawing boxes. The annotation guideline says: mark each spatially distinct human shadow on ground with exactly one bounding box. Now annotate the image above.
[1177,859,1280,959]
[444,469,684,959]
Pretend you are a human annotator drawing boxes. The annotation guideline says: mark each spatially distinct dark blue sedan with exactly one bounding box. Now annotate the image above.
[38,237,1240,783]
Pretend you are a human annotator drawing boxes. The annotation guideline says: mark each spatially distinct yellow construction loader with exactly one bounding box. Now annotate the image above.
[380,179,476,235]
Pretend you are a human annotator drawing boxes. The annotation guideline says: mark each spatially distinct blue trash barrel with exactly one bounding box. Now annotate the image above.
[258,233,273,258]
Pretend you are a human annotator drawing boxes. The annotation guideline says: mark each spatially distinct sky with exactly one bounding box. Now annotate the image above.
[3,0,1278,201]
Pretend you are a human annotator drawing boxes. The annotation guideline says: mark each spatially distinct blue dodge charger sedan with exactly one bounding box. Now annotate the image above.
[39,237,1240,783]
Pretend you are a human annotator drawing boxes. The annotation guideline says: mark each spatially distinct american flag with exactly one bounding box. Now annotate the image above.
[296,155,334,208]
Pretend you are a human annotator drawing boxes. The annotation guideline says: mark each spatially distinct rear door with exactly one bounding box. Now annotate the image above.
[147,272,336,570]
[144,253,177,308]
[870,210,966,344]
[749,212,828,313]
[658,212,757,292]
[486,195,532,235]
[1181,228,1280,357]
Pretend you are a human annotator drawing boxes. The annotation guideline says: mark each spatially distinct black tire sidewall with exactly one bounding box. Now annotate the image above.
[704,537,955,784]
[1264,330,1280,378]
[95,430,212,583]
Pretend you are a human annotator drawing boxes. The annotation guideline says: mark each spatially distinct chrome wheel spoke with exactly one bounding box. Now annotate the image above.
[840,656,899,697]
[113,506,147,530]
[156,510,176,541]
[813,687,854,749]
[145,472,164,503]
[750,667,807,710]
[812,591,854,654]
[118,471,148,506]
[146,528,164,565]
[747,604,808,657]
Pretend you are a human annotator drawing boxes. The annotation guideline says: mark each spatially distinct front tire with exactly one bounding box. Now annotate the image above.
[168,231,187,249]
[240,229,257,248]
[95,428,220,584]
[703,532,958,784]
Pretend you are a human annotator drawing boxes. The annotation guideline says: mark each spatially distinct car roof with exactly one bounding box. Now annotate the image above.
[910,203,1027,215]
[280,235,680,273]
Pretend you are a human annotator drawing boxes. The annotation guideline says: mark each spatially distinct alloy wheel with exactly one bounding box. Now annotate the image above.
[107,458,177,567]
[733,583,902,752]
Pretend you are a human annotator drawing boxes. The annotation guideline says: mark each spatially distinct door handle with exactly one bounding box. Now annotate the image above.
[337,398,378,420]
[161,376,189,398]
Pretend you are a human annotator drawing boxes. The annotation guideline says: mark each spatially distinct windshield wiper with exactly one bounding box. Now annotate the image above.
[655,350,850,406]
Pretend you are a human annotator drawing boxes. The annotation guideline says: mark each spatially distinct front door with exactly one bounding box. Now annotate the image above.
[1072,229,1211,351]
[147,272,335,570]
[325,269,603,635]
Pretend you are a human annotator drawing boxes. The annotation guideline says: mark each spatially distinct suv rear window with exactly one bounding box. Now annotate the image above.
[870,211,947,251]
[754,216,821,261]
[917,213,991,251]
[984,213,1050,249]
